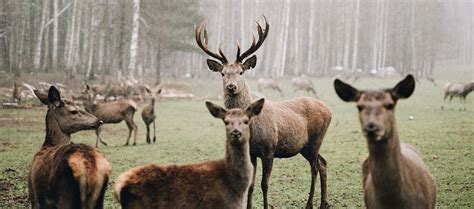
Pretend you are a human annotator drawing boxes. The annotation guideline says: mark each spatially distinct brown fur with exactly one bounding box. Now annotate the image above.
[196,19,332,209]
[83,85,138,147]
[29,86,111,209]
[141,87,161,144]
[334,75,437,209]
[442,81,474,110]
[114,99,264,209]
[12,81,22,103]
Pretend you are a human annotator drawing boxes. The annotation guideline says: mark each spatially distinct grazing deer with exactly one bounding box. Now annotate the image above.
[141,87,162,144]
[84,85,138,147]
[441,81,474,110]
[29,86,111,209]
[257,78,284,96]
[291,76,319,98]
[334,75,437,209]
[114,99,265,209]
[195,18,332,209]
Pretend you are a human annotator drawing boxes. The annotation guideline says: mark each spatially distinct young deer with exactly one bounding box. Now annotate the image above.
[114,99,265,209]
[334,75,437,209]
[195,18,332,209]
[84,85,138,147]
[141,87,162,143]
[441,81,474,110]
[29,86,111,209]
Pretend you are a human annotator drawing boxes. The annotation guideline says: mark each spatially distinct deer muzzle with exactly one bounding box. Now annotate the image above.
[226,84,237,95]
[230,129,242,140]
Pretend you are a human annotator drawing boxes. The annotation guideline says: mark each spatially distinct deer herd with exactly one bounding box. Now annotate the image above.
[24,17,468,209]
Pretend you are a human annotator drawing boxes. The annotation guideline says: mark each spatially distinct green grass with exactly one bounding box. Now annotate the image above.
[0,70,473,208]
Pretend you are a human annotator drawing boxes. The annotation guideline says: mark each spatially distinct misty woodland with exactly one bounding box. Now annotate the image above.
[0,0,472,208]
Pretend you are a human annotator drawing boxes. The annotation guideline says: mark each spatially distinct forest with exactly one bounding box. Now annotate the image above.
[1,0,472,83]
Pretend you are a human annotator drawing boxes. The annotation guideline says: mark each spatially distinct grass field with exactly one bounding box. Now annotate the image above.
[0,67,473,208]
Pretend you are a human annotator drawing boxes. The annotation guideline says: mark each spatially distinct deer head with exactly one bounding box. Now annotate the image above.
[334,75,415,142]
[196,17,269,96]
[206,98,264,144]
[36,86,102,135]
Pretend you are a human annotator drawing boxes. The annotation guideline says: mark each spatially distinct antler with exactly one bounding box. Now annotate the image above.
[195,22,228,64]
[236,16,270,63]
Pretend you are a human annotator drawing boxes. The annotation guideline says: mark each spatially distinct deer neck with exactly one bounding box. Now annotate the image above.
[225,139,252,190]
[43,114,71,147]
[224,81,252,109]
[367,124,403,203]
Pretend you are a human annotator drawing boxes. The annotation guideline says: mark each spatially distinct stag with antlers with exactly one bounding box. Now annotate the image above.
[195,17,332,209]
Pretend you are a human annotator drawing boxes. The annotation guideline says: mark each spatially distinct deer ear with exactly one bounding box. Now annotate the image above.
[334,79,361,102]
[207,59,223,72]
[246,98,265,118]
[34,89,50,105]
[391,74,415,100]
[48,86,64,107]
[205,101,227,119]
[242,55,257,70]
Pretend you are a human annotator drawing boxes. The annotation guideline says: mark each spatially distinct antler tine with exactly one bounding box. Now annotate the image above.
[218,45,228,62]
[236,16,270,63]
[236,41,241,61]
[194,21,228,64]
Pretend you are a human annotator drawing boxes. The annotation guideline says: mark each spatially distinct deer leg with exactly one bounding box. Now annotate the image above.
[131,116,138,145]
[247,156,258,209]
[317,154,329,209]
[261,155,274,209]
[145,123,151,144]
[95,127,107,147]
[153,120,156,143]
[125,121,133,146]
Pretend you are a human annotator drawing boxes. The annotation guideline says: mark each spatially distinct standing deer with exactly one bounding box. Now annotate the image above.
[441,81,474,110]
[334,75,437,209]
[84,85,138,147]
[114,99,265,209]
[141,87,162,144]
[257,78,284,96]
[29,86,111,209]
[195,18,332,209]
[291,75,319,98]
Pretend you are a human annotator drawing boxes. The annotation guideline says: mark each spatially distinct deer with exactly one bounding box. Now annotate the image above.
[141,86,162,144]
[334,75,437,209]
[83,85,138,147]
[195,17,332,209]
[114,99,265,209]
[441,81,474,110]
[257,78,284,96]
[291,75,319,98]
[29,86,111,209]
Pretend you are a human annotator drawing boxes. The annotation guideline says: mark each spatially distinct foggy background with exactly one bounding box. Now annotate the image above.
[0,0,472,84]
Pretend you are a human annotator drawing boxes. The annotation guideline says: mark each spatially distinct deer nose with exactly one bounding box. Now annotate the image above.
[365,122,379,133]
[230,130,242,139]
[226,84,237,93]
[97,120,104,126]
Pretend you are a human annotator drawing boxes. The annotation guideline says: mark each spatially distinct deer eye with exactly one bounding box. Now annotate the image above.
[357,105,364,112]
[385,104,394,110]
[224,121,229,125]
[243,120,249,125]
[239,71,243,75]
[70,110,79,115]
[220,73,225,77]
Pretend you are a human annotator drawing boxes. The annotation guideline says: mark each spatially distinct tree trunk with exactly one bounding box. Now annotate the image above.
[33,0,49,72]
[350,0,360,71]
[51,0,58,72]
[128,0,140,79]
